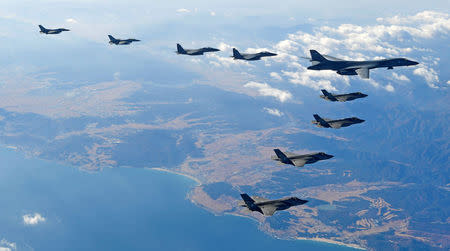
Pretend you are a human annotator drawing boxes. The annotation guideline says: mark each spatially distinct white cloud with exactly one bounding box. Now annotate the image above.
[263,107,283,117]
[176,8,190,13]
[65,18,78,24]
[244,81,292,102]
[447,80,450,85]
[385,84,395,92]
[210,11,216,16]
[271,11,448,91]
[23,213,46,225]
[413,66,439,88]
[270,72,282,81]
[113,72,120,81]
[392,72,410,82]
[0,239,16,251]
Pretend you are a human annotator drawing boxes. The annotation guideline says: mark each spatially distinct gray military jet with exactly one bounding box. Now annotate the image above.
[239,193,308,216]
[312,114,365,129]
[320,89,368,102]
[231,48,277,61]
[306,50,418,79]
[108,35,140,45]
[38,25,69,34]
[176,43,220,55]
[272,149,333,167]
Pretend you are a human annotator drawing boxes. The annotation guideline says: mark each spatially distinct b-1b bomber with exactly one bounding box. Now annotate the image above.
[305,50,418,79]
[239,193,308,216]
[312,114,365,129]
[272,149,333,167]
[320,89,368,102]
[176,43,220,55]
[38,25,69,34]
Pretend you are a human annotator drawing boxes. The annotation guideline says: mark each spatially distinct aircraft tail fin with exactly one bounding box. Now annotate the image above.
[38,25,46,32]
[313,114,330,127]
[108,35,116,42]
[321,89,337,100]
[273,149,294,165]
[177,43,187,54]
[241,193,256,207]
[232,48,243,59]
[310,50,328,62]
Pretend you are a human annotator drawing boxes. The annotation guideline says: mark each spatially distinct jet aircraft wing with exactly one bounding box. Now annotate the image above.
[356,68,370,79]
[329,121,344,129]
[291,158,307,167]
[260,205,277,216]
[252,196,270,203]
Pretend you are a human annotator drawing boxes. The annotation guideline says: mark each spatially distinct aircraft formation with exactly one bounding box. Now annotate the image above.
[38,24,419,216]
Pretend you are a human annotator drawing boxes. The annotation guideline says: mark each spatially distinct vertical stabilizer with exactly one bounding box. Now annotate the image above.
[38,25,46,32]
[232,48,243,59]
[177,43,187,54]
[273,149,294,165]
[310,50,328,62]
[313,114,331,127]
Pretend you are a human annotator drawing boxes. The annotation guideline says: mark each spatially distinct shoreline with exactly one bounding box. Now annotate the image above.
[147,167,202,186]
[296,237,365,250]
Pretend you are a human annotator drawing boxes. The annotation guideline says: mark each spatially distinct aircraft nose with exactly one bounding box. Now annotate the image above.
[409,60,419,65]
[326,154,334,159]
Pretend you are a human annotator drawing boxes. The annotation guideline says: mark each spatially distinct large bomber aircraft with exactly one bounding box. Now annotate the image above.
[231,48,277,61]
[38,25,69,34]
[320,89,368,102]
[305,50,418,79]
[272,149,333,167]
[312,114,365,129]
[176,43,219,55]
[239,193,308,216]
[108,35,140,45]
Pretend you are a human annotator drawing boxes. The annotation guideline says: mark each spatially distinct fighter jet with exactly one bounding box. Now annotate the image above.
[38,25,69,34]
[231,48,277,61]
[176,43,220,55]
[239,193,308,216]
[320,89,368,102]
[305,50,418,79]
[312,114,365,129]
[108,35,140,45]
[272,149,333,167]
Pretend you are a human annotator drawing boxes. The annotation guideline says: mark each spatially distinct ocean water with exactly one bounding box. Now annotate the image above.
[0,147,357,251]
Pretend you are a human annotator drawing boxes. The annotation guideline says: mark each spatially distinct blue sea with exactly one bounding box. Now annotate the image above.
[0,147,357,251]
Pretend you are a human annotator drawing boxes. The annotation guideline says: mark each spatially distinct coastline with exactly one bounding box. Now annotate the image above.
[147,167,202,186]
[296,237,365,250]
[148,167,364,250]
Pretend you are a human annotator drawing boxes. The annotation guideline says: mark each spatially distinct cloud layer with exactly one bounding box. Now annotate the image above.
[23,213,46,225]
[244,82,292,102]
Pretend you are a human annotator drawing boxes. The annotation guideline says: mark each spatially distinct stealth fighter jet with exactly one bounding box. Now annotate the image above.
[231,48,277,61]
[272,149,333,167]
[38,25,69,34]
[239,193,308,216]
[306,50,418,79]
[312,114,365,129]
[176,43,219,55]
[108,35,140,45]
[320,89,368,102]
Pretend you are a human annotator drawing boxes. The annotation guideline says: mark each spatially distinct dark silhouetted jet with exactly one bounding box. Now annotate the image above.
[39,25,69,34]
[231,48,277,61]
[239,193,308,216]
[320,89,368,102]
[272,149,333,167]
[312,114,365,129]
[306,50,418,79]
[108,35,140,45]
[176,43,219,55]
